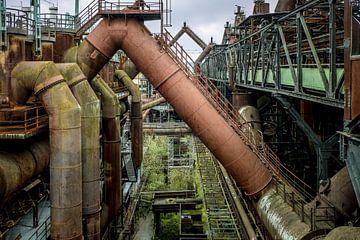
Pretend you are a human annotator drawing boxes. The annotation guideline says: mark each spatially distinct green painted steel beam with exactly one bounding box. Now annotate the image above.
[0,0,6,49]
[32,0,41,56]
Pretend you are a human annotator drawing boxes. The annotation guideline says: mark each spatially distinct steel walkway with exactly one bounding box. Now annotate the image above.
[194,138,243,240]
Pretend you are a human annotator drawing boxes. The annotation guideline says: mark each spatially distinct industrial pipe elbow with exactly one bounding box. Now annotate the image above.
[91,75,118,119]
[11,61,83,240]
[115,70,141,102]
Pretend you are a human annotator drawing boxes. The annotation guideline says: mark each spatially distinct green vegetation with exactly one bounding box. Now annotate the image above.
[143,135,168,191]
[155,213,179,240]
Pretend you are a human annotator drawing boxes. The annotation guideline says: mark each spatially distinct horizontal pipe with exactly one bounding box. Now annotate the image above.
[56,63,101,240]
[11,61,82,240]
[0,140,49,204]
[142,97,166,111]
[143,127,192,136]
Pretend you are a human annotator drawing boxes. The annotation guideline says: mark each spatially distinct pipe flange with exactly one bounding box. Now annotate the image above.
[68,75,87,88]
[34,75,66,96]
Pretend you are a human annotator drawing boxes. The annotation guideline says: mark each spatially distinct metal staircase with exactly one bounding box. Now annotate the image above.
[195,138,242,240]
[160,29,316,201]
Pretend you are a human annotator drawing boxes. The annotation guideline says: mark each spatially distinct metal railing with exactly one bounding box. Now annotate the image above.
[160,28,317,202]
[6,8,34,35]
[0,105,48,138]
[40,13,76,32]
[28,216,51,240]
[75,0,170,37]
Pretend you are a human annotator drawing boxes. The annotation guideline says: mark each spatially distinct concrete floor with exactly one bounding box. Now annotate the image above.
[133,212,155,240]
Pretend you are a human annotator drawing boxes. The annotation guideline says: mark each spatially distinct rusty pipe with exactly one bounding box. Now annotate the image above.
[195,44,214,65]
[142,97,166,111]
[56,63,101,240]
[73,18,271,195]
[90,75,121,232]
[11,61,82,240]
[0,140,49,204]
[143,127,192,136]
[114,70,142,168]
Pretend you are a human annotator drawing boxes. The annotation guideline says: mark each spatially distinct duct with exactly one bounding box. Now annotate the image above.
[56,63,101,240]
[239,106,262,131]
[71,18,272,196]
[0,140,49,204]
[115,70,143,168]
[11,61,82,239]
[90,75,121,231]
[143,127,192,136]
[142,97,166,111]
[275,0,296,12]
[195,44,214,65]
[257,187,312,239]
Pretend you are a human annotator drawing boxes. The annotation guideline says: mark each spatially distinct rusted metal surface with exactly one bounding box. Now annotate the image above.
[53,33,75,63]
[41,42,54,61]
[0,105,48,139]
[351,58,360,119]
[0,140,49,204]
[257,187,311,240]
[315,167,357,218]
[232,89,254,111]
[3,35,26,99]
[64,41,109,81]
[57,63,101,240]
[11,61,82,240]
[115,70,143,168]
[275,0,296,12]
[82,18,271,195]
[90,75,121,233]
[324,226,360,240]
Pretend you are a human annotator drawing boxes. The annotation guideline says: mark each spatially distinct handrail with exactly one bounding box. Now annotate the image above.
[160,28,317,202]
[75,0,166,36]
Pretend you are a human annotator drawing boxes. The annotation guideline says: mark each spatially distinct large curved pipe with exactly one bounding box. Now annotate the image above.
[56,63,101,240]
[195,44,214,65]
[11,61,82,240]
[114,70,143,168]
[0,140,49,204]
[90,75,121,231]
[66,18,271,196]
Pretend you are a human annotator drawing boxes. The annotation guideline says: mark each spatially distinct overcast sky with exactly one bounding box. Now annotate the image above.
[11,0,278,57]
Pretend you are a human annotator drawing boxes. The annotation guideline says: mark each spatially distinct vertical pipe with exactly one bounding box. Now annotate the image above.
[114,70,143,169]
[56,63,101,240]
[90,75,121,233]
[11,61,82,240]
